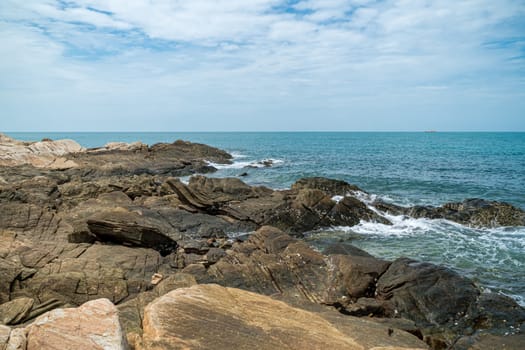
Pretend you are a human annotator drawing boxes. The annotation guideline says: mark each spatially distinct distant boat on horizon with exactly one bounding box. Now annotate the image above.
[424,130,437,133]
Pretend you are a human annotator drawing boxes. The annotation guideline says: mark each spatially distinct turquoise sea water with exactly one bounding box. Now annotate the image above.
[7,132,525,305]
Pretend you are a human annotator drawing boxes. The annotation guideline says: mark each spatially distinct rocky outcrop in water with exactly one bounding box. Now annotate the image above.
[373,198,525,227]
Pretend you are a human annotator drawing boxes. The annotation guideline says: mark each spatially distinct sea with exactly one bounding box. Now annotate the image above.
[7,132,525,306]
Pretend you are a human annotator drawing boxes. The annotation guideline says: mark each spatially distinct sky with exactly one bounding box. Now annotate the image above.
[1,0,524,131]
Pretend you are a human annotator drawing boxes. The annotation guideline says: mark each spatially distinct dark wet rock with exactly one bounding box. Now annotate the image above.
[243,159,275,168]
[438,199,525,227]
[376,258,480,326]
[328,196,391,226]
[187,175,270,203]
[323,243,375,257]
[238,172,248,177]
[454,333,525,350]
[373,257,525,347]
[469,292,525,332]
[342,297,387,317]
[164,176,389,234]
[373,198,525,228]
[193,226,393,311]
[325,254,391,303]
[87,209,179,255]
[292,177,363,196]
[66,139,232,178]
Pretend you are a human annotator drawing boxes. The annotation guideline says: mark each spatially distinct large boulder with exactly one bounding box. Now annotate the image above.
[292,177,362,196]
[11,243,162,306]
[86,208,179,255]
[375,258,525,347]
[26,298,127,350]
[376,258,480,326]
[141,284,427,350]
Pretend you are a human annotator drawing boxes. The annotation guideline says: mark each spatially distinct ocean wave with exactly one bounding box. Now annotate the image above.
[306,207,525,306]
[207,158,285,170]
[230,151,248,159]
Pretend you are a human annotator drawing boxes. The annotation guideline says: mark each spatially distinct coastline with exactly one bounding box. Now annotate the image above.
[0,134,524,349]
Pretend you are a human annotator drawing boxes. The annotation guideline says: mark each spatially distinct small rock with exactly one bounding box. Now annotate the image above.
[151,273,163,286]
[0,325,10,349]
[6,327,26,350]
[0,297,34,325]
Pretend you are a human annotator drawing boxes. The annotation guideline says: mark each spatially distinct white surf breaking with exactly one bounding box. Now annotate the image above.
[207,158,285,170]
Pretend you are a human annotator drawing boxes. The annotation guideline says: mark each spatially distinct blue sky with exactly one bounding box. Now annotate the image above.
[1,0,524,131]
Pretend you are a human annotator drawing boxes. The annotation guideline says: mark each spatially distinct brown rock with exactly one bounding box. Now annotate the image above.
[150,273,163,285]
[0,298,34,325]
[17,244,161,306]
[202,226,392,309]
[142,284,427,350]
[26,298,127,350]
[292,177,362,196]
[0,135,83,169]
[5,328,27,350]
[0,325,10,350]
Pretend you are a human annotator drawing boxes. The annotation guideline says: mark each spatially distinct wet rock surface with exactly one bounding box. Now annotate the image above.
[373,198,525,227]
[0,135,523,349]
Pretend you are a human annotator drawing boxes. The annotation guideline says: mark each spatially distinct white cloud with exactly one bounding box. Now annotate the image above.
[0,0,524,131]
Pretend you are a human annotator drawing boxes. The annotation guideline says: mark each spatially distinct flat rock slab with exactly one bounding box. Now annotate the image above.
[142,283,427,350]
[26,298,127,350]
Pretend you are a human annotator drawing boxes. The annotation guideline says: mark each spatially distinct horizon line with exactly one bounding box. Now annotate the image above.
[4,130,525,133]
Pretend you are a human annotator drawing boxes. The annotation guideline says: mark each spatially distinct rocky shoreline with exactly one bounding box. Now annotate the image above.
[0,134,524,350]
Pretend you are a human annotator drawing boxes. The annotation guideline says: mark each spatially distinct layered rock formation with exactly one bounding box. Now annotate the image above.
[0,135,524,350]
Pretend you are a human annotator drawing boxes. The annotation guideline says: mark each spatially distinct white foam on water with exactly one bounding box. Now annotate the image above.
[179,175,191,185]
[230,151,248,159]
[311,195,525,307]
[331,215,444,238]
[331,195,344,203]
[207,158,285,170]
[207,160,256,169]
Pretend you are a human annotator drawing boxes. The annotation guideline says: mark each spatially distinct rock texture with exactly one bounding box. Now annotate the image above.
[0,134,83,169]
[141,284,427,350]
[23,299,126,350]
[373,198,525,227]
